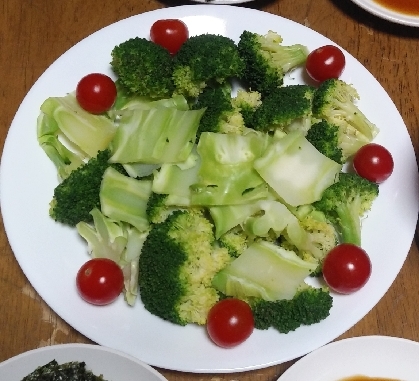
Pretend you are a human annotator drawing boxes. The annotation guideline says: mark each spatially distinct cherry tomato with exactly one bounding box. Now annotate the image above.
[76,258,124,306]
[305,45,346,82]
[322,244,372,294]
[207,298,254,348]
[353,143,394,183]
[76,73,117,114]
[150,19,189,55]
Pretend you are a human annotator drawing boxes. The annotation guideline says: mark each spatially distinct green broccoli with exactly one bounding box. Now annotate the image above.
[238,30,309,94]
[312,78,379,146]
[111,37,175,98]
[306,119,345,164]
[49,149,125,226]
[231,88,262,128]
[249,284,333,333]
[218,226,249,258]
[138,209,231,326]
[281,205,339,276]
[312,172,379,246]
[192,85,246,137]
[172,34,245,98]
[250,84,315,133]
[146,192,179,224]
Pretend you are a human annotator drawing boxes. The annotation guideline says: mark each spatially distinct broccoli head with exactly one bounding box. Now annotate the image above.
[192,85,245,137]
[111,37,175,98]
[249,284,332,333]
[251,84,315,133]
[238,30,309,94]
[138,209,231,326]
[49,149,125,226]
[306,119,345,164]
[312,78,379,145]
[312,172,379,246]
[172,34,245,98]
[218,226,249,258]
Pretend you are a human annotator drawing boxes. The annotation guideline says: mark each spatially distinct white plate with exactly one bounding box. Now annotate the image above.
[1,4,418,374]
[350,0,419,27]
[278,335,419,380]
[0,344,167,381]
[192,0,253,3]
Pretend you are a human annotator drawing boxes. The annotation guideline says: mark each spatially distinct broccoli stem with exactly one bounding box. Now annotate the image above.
[335,202,361,245]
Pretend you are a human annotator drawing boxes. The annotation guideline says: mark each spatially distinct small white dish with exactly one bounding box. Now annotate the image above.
[350,0,419,27]
[0,344,167,381]
[278,335,419,380]
[192,0,254,3]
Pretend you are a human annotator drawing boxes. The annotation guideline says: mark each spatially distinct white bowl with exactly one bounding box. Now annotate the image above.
[0,344,167,381]
[350,0,419,27]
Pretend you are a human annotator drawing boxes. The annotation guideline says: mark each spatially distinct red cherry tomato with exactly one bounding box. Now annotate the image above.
[76,258,124,305]
[353,143,394,183]
[150,19,189,55]
[306,45,346,82]
[322,244,372,294]
[76,73,117,114]
[207,298,254,348]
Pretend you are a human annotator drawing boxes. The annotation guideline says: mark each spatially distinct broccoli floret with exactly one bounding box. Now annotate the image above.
[312,172,379,246]
[249,284,332,333]
[312,79,379,148]
[111,37,175,98]
[138,209,231,326]
[231,88,262,128]
[238,30,309,94]
[146,192,179,224]
[306,119,345,164]
[218,226,249,258]
[251,84,315,133]
[281,205,339,276]
[49,149,125,226]
[172,34,245,98]
[192,85,245,137]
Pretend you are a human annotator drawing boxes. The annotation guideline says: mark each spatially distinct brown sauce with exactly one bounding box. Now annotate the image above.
[340,376,401,381]
[373,0,419,16]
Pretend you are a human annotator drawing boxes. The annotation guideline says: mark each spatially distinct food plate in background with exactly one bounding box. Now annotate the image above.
[0,344,167,381]
[278,336,419,380]
[1,4,418,373]
[350,0,419,27]
[192,0,254,3]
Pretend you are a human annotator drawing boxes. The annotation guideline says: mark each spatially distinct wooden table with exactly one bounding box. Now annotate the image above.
[1,0,418,380]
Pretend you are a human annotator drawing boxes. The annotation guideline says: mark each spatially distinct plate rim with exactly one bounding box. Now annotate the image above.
[350,0,419,27]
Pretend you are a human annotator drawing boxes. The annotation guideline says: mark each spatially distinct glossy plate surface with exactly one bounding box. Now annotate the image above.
[350,0,419,27]
[1,4,418,373]
[0,344,167,381]
[278,336,419,380]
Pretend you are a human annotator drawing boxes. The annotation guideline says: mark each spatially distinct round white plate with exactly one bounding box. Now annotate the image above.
[350,0,419,27]
[1,4,418,374]
[278,336,419,380]
[0,344,167,381]
[192,0,253,3]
